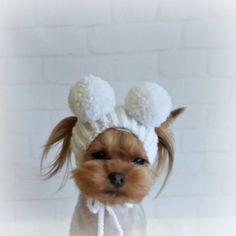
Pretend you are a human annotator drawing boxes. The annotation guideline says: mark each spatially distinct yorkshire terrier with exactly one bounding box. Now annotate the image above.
[42,75,184,236]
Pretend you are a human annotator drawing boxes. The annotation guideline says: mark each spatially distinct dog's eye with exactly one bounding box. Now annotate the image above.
[133,157,145,165]
[91,151,107,160]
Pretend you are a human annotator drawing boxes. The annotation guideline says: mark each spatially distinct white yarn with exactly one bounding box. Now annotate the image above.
[106,206,123,235]
[69,76,172,165]
[98,206,105,236]
[125,82,172,127]
[71,106,158,164]
[86,198,133,236]
[68,75,115,123]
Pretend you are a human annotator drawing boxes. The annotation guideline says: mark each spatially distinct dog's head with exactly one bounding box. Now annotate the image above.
[72,128,153,205]
[42,108,184,205]
[42,76,185,205]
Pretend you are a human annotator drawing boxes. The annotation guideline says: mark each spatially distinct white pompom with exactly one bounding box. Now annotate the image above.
[68,75,115,122]
[124,82,172,127]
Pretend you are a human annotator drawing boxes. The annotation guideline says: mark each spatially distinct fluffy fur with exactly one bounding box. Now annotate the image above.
[72,129,154,205]
[41,107,185,236]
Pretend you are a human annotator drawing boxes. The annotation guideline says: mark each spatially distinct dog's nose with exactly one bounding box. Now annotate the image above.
[108,172,125,188]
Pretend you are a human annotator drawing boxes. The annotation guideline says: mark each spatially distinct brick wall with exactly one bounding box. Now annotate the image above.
[0,0,236,222]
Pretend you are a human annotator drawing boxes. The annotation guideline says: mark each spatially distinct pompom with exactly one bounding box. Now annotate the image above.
[68,75,115,122]
[124,82,172,127]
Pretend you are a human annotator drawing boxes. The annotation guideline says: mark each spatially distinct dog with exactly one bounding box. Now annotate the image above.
[42,75,184,236]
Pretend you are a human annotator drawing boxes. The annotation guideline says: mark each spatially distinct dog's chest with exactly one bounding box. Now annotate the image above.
[70,198,146,236]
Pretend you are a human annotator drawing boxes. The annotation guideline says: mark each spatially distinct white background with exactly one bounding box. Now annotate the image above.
[0,0,236,234]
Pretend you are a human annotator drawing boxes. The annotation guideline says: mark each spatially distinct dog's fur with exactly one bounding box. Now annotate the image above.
[42,107,185,236]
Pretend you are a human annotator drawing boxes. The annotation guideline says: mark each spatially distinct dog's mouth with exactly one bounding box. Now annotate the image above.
[104,189,124,197]
[97,188,132,205]
[90,185,145,205]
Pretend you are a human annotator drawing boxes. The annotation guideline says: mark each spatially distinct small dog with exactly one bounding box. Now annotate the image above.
[42,75,184,236]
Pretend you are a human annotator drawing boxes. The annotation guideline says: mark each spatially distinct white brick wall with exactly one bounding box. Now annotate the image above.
[0,0,236,225]
[159,0,209,20]
[13,28,87,56]
[36,0,111,26]
[111,0,158,22]
[159,50,208,78]
[209,50,236,77]
[88,23,182,53]
[0,0,36,28]
[183,19,236,48]
[0,58,43,84]
[43,57,114,84]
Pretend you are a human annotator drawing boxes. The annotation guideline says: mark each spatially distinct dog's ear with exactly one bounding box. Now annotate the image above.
[41,116,77,179]
[154,107,185,196]
[160,107,186,129]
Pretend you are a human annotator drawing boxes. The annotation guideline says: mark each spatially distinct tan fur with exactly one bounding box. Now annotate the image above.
[154,107,185,195]
[42,107,185,200]
[41,116,77,178]
[72,129,154,205]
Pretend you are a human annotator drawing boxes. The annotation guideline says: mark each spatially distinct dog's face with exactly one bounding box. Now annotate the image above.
[72,128,155,205]
[42,108,185,205]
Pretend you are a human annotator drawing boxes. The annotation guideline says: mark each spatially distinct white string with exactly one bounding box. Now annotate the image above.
[86,198,133,236]
[98,205,105,236]
[106,206,123,236]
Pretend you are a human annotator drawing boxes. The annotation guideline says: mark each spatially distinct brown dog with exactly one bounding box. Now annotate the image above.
[42,76,184,236]
[42,107,184,236]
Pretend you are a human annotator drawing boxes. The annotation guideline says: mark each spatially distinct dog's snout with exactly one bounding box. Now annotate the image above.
[108,172,125,188]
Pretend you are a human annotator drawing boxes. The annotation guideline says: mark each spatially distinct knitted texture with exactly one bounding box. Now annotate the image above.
[69,75,172,165]
[125,82,172,127]
[68,75,115,123]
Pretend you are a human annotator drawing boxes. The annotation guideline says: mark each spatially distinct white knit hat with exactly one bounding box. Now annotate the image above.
[68,75,172,165]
